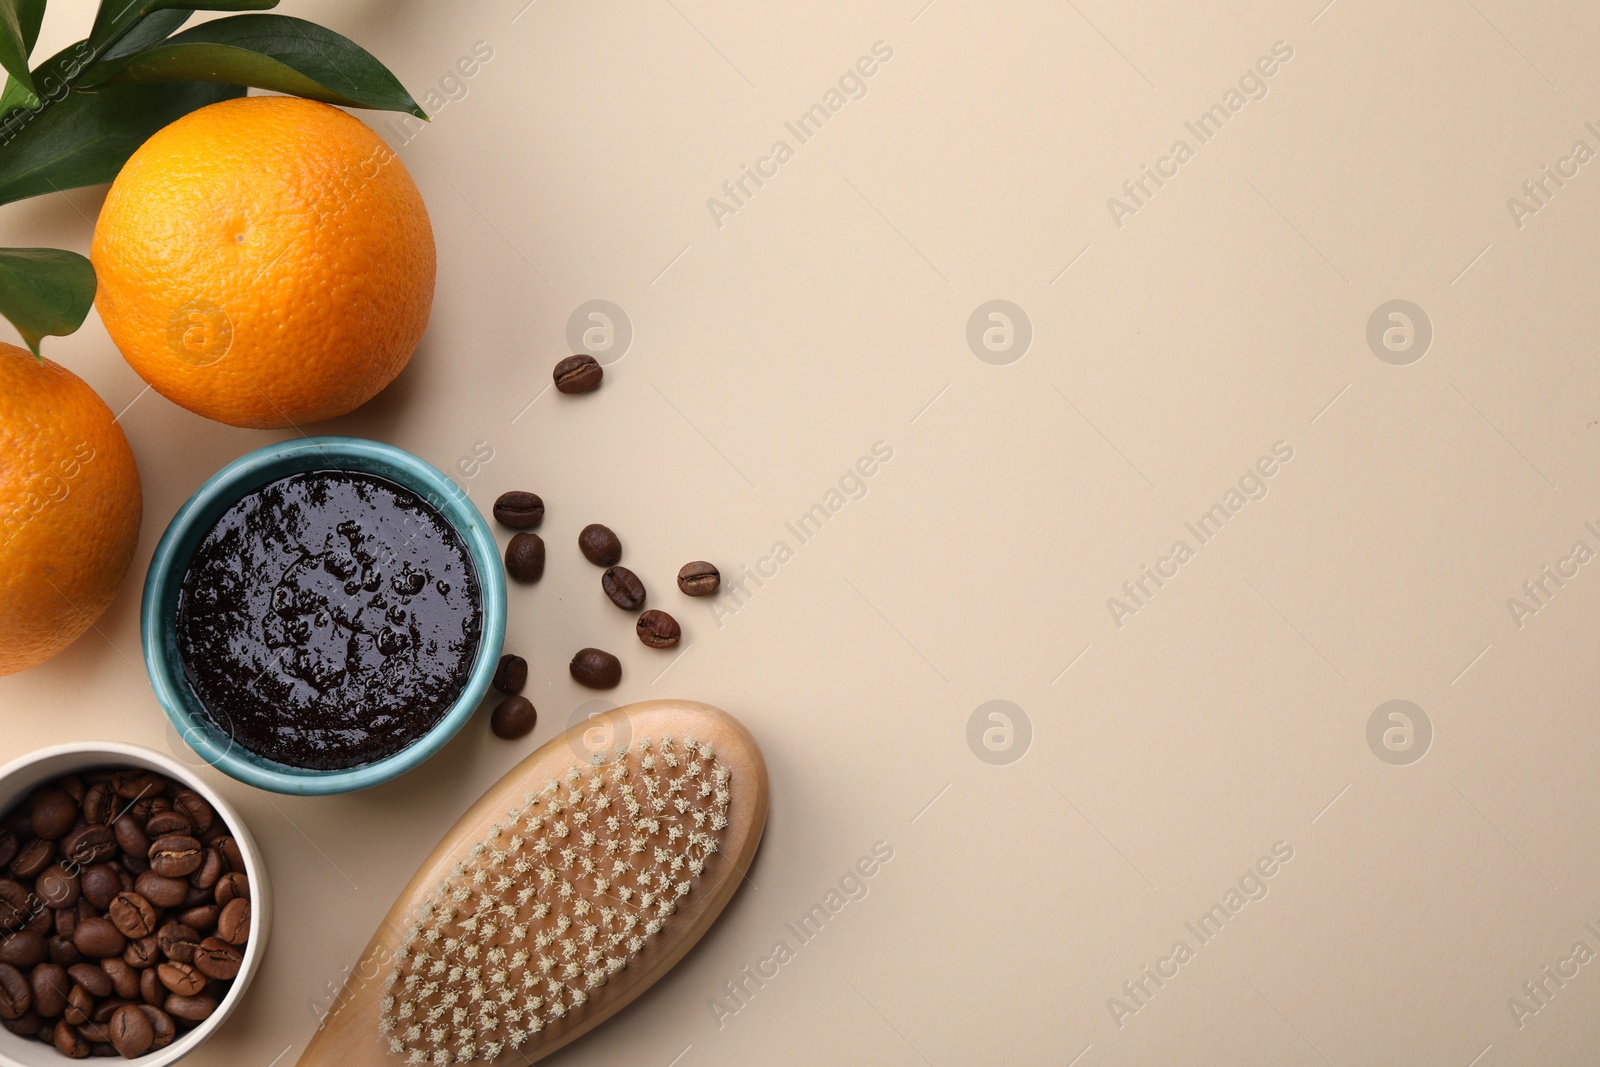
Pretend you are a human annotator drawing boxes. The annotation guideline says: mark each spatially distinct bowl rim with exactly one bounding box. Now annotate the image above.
[140,435,507,795]
[0,741,270,1067]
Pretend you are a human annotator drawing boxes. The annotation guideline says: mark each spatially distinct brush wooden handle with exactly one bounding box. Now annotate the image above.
[297,699,767,1067]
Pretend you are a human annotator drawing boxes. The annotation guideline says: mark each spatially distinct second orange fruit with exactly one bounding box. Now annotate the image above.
[92,97,436,429]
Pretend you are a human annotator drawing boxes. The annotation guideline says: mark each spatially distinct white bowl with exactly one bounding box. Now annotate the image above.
[0,743,271,1067]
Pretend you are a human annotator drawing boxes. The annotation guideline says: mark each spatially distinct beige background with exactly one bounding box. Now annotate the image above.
[4,0,1600,1063]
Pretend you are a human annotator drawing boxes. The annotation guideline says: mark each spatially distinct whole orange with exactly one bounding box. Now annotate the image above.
[0,343,142,676]
[91,97,435,429]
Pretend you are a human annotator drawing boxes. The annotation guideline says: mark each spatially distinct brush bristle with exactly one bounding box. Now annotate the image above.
[379,735,731,1062]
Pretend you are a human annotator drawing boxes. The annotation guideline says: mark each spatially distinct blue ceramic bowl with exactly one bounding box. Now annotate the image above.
[141,437,506,795]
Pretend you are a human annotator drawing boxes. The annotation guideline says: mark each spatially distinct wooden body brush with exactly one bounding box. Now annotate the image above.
[298,699,767,1066]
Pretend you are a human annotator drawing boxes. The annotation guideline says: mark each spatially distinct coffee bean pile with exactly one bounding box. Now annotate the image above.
[488,491,721,738]
[0,769,250,1058]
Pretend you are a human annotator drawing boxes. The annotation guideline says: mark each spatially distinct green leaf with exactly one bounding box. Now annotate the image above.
[89,0,276,55]
[0,247,96,358]
[1,12,193,119]
[0,79,244,206]
[88,14,425,118]
[0,0,45,107]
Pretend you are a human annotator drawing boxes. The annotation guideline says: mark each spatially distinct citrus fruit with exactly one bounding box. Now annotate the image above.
[0,343,142,676]
[91,97,436,429]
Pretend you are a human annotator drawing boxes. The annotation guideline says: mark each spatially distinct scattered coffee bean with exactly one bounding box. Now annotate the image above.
[492,654,528,695]
[553,354,602,394]
[109,1004,153,1058]
[636,609,682,649]
[677,561,721,596]
[505,532,546,583]
[493,491,544,529]
[0,768,248,1056]
[578,524,622,567]
[601,566,646,611]
[569,647,622,689]
[491,696,537,740]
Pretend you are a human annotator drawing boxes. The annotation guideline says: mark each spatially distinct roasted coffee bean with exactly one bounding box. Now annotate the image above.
[636,609,682,648]
[47,936,81,967]
[106,895,157,940]
[601,565,646,610]
[11,837,54,879]
[192,939,240,981]
[35,866,80,910]
[0,962,28,1019]
[79,1021,110,1044]
[1,1009,40,1036]
[80,867,122,912]
[155,961,204,997]
[569,647,622,689]
[169,792,214,836]
[29,790,78,841]
[132,873,185,910]
[493,491,544,529]
[142,811,190,839]
[677,560,721,596]
[58,778,85,805]
[137,968,159,1007]
[553,353,602,394]
[65,984,93,1025]
[214,837,244,873]
[99,959,137,1001]
[147,835,201,879]
[578,523,622,566]
[163,994,215,1023]
[111,817,149,862]
[178,905,217,932]
[214,873,248,908]
[54,907,77,939]
[108,1004,153,1058]
[492,654,528,695]
[216,898,249,945]
[179,882,212,910]
[190,848,223,891]
[0,830,16,870]
[121,936,158,970]
[140,1005,174,1049]
[72,920,124,960]
[505,532,545,583]
[0,879,30,930]
[0,931,46,969]
[67,964,112,999]
[155,925,200,966]
[54,1018,89,1058]
[490,696,537,741]
[62,826,116,867]
[118,853,149,878]
[31,963,70,1017]
[110,773,162,803]
[80,786,113,828]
